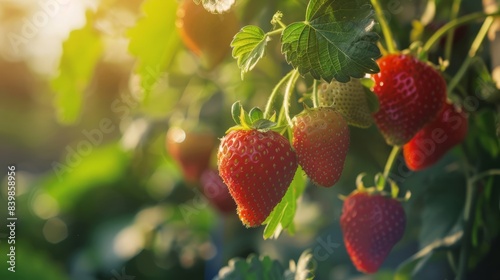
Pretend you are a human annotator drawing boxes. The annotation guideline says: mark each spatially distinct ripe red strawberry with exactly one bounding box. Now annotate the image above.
[318,79,374,128]
[166,127,216,182]
[372,54,446,146]
[218,129,298,227]
[200,169,236,214]
[340,191,406,273]
[292,107,349,187]
[403,102,468,171]
[176,0,239,69]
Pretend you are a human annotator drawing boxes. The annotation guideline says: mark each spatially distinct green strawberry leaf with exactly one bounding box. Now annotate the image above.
[214,254,285,280]
[194,0,235,14]
[281,0,380,82]
[214,250,316,280]
[51,11,103,124]
[472,177,499,249]
[471,57,500,103]
[395,230,463,280]
[231,25,270,79]
[263,166,307,239]
[127,0,180,102]
[394,252,433,280]
[419,171,466,249]
[474,109,500,158]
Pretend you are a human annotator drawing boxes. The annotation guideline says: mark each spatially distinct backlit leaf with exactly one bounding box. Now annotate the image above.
[51,11,103,124]
[281,0,380,82]
[127,0,180,102]
[231,25,271,79]
[263,166,307,239]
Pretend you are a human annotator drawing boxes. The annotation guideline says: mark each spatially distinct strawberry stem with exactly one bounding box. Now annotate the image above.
[469,169,500,184]
[312,79,319,108]
[267,28,285,37]
[377,146,401,189]
[383,146,401,179]
[422,11,500,53]
[283,69,300,127]
[370,0,397,53]
[457,172,477,280]
[444,0,462,61]
[264,70,295,119]
[447,16,495,95]
[454,148,500,279]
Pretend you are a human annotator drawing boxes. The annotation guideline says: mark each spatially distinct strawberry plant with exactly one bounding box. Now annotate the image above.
[202,0,500,277]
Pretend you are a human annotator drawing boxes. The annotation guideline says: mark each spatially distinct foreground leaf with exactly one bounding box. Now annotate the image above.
[215,250,315,280]
[285,250,315,280]
[395,230,463,280]
[215,255,285,280]
[263,166,307,239]
[281,0,380,82]
[51,11,102,124]
[45,143,130,211]
[231,25,271,79]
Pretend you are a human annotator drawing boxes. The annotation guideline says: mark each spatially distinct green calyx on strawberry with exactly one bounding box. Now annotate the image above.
[318,78,378,128]
[372,54,447,146]
[403,101,468,171]
[217,102,298,227]
[340,174,408,274]
[292,107,350,187]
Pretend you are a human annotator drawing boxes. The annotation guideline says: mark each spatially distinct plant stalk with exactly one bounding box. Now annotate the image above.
[283,69,300,127]
[264,70,295,118]
[423,11,500,53]
[312,79,319,108]
[447,16,495,95]
[444,0,462,61]
[267,28,284,37]
[378,146,401,188]
[370,0,397,53]
[384,146,401,178]
[456,179,479,280]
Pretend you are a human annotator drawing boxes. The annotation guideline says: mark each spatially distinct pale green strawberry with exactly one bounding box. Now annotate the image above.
[318,79,374,128]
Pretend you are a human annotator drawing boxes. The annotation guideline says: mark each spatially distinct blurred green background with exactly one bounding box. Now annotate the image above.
[1,0,500,279]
